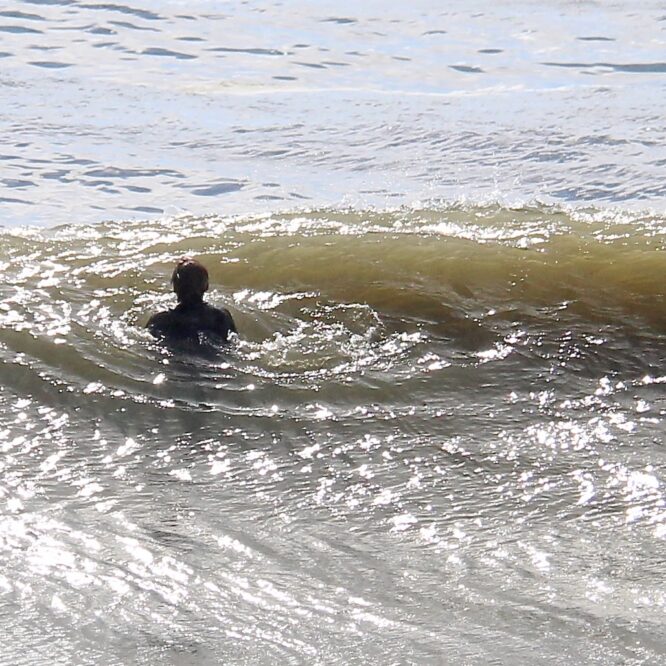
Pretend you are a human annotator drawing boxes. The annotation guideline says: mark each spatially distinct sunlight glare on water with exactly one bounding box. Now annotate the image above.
[2,0,666,225]
[1,205,665,663]
[1,0,666,664]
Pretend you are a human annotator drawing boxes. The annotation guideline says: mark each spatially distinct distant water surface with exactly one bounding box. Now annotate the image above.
[1,0,666,225]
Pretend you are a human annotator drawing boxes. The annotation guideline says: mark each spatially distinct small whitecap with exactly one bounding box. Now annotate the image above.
[391,513,417,531]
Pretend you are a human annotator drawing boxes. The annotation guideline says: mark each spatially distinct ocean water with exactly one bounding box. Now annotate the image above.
[1,1,665,664]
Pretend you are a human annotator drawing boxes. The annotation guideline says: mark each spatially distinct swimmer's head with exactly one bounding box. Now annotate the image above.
[171,257,209,304]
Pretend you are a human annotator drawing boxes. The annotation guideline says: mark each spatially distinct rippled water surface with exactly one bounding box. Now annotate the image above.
[1,1,666,665]
[2,0,666,225]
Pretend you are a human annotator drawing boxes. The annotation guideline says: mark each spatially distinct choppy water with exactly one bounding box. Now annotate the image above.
[3,0,666,225]
[1,1,666,665]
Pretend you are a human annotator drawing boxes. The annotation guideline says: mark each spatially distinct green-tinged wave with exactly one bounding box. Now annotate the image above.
[2,204,664,329]
[0,204,664,412]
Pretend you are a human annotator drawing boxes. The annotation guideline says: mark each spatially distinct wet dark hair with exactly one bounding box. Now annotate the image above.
[171,257,209,303]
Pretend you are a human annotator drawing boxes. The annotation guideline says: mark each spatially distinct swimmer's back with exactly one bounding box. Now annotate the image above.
[147,301,236,343]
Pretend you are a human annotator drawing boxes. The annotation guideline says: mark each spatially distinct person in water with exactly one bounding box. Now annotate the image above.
[147,257,237,343]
